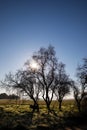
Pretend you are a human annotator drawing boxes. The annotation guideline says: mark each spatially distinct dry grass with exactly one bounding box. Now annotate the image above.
[0,99,86,130]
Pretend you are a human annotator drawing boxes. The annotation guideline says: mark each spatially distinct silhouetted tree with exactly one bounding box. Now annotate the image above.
[32,45,58,112]
[1,45,72,113]
[72,58,87,112]
[17,69,41,112]
[1,70,40,112]
[54,62,70,111]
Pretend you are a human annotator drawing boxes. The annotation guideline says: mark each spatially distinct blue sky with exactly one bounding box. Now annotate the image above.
[0,0,87,83]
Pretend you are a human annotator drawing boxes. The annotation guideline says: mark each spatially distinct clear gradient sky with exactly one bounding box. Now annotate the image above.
[0,0,87,83]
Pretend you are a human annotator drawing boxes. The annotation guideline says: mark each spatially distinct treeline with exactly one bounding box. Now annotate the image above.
[0,93,20,99]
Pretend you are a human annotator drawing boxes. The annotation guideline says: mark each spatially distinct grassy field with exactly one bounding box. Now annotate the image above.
[0,99,87,130]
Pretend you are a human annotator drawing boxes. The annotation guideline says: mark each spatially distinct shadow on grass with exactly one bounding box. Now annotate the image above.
[0,108,34,130]
[35,111,87,130]
[0,108,87,130]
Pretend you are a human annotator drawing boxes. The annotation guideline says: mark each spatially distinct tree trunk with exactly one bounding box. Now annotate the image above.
[77,101,81,112]
[46,101,51,113]
[59,100,62,111]
[75,97,81,112]
[30,98,39,113]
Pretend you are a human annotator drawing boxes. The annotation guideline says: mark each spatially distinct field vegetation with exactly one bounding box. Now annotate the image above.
[0,99,87,130]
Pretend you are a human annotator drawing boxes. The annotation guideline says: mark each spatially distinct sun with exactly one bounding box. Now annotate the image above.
[30,60,39,70]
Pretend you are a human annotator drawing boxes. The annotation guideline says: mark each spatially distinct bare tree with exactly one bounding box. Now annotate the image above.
[1,69,41,112]
[1,45,72,113]
[72,58,87,112]
[54,63,70,111]
[17,69,41,112]
[32,45,58,112]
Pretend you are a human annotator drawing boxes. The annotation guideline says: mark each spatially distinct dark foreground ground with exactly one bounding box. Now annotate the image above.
[0,116,87,130]
[0,124,87,130]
